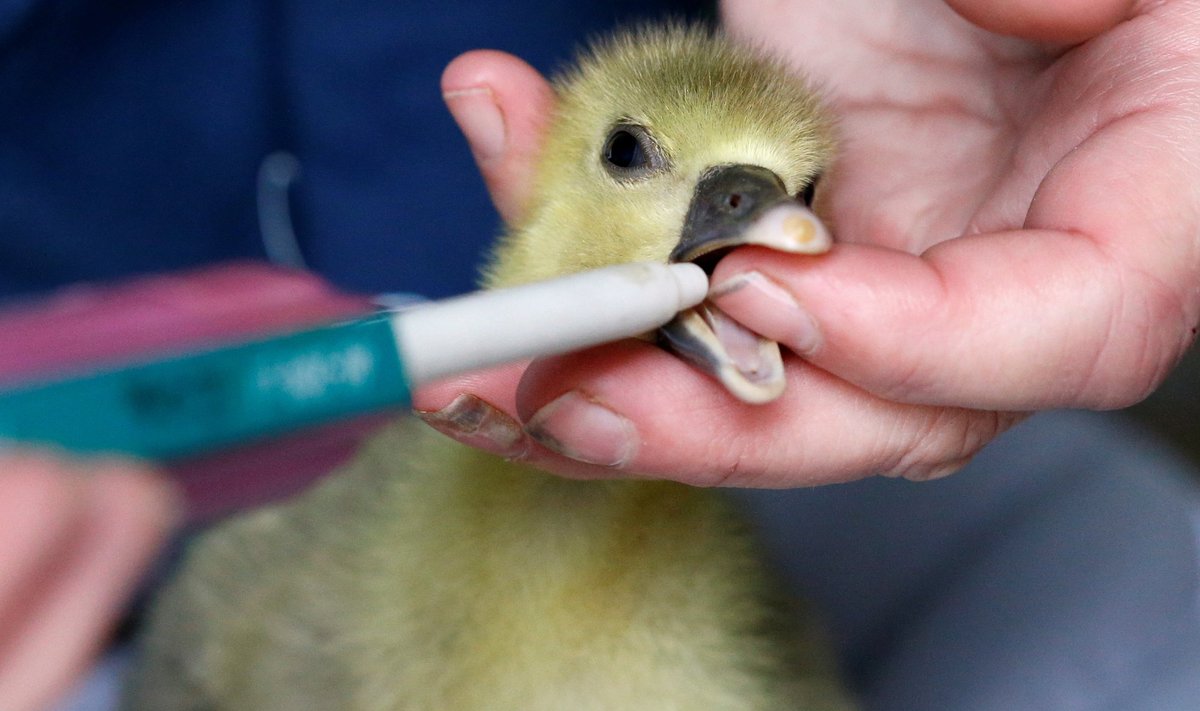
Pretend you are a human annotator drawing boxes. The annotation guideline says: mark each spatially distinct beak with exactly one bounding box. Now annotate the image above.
[660,164,830,404]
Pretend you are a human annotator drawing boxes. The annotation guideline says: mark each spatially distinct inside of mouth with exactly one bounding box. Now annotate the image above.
[700,303,776,383]
[683,246,734,275]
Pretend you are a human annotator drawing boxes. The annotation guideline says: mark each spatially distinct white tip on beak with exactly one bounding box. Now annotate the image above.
[735,201,832,255]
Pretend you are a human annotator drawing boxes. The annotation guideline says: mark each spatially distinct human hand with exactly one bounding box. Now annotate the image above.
[421,0,1200,486]
[0,454,176,711]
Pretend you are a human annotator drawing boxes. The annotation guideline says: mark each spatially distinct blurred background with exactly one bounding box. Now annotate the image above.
[1130,351,1200,475]
[0,0,707,302]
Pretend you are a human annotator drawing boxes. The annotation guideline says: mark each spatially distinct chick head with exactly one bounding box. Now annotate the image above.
[484,23,835,402]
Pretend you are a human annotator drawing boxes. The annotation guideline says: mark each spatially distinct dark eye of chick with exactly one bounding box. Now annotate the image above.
[604,130,645,169]
[601,124,663,179]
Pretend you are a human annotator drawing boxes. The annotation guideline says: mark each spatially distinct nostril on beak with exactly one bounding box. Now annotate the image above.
[724,192,753,215]
[670,164,792,264]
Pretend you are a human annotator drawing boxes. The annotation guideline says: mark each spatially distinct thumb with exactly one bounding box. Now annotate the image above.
[942,0,1138,44]
[442,50,556,225]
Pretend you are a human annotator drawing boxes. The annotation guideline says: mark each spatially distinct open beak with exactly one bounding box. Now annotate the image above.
[659,164,830,404]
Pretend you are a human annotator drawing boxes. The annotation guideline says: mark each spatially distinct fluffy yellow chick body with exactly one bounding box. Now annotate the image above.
[122,24,852,711]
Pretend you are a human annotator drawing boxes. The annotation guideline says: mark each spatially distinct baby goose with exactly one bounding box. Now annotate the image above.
[488,23,832,402]
[122,24,851,711]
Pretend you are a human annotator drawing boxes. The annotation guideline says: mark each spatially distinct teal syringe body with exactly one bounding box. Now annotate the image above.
[0,314,410,460]
[0,262,708,461]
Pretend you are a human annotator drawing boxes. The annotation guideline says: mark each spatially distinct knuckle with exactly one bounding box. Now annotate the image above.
[1078,255,1196,409]
[885,408,1021,482]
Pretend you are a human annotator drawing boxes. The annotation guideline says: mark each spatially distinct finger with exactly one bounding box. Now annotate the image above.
[0,463,178,711]
[410,361,620,479]
[411,361,533,460]
[442,50,556,225]
[0,456,87,618]
[409,343,1020,485]
[710,107,1200,413]
[511,339,1022,487]
[942,0,1138,44]
[708,234,1173,412]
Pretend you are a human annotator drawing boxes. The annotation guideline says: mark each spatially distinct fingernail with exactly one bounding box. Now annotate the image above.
[525,391,638,468]
[415,393,529,459]
[443,86,506,165]
[709,270,822,355]
[900,457,970,483]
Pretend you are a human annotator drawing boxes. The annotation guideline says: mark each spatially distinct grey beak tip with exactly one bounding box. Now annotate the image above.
[673,164,830,265]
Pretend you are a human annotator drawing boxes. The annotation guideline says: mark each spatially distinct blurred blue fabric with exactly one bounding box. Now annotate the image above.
[0,0,699,299]
[6,2,1200,710]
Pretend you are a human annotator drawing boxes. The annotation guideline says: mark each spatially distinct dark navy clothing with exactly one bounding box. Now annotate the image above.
[0,0,703,299]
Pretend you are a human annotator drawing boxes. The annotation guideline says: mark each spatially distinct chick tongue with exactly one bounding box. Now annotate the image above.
[658,303,785,404]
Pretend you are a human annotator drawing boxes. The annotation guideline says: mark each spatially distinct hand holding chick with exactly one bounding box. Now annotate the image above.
[427,0,1200,486]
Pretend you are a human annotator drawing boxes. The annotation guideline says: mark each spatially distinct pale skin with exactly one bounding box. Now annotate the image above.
[425,0,1200,486]
[4,0,1199,708]
[0,456,176,711]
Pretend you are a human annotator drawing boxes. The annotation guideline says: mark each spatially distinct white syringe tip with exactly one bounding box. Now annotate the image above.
[667,262,708,309]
